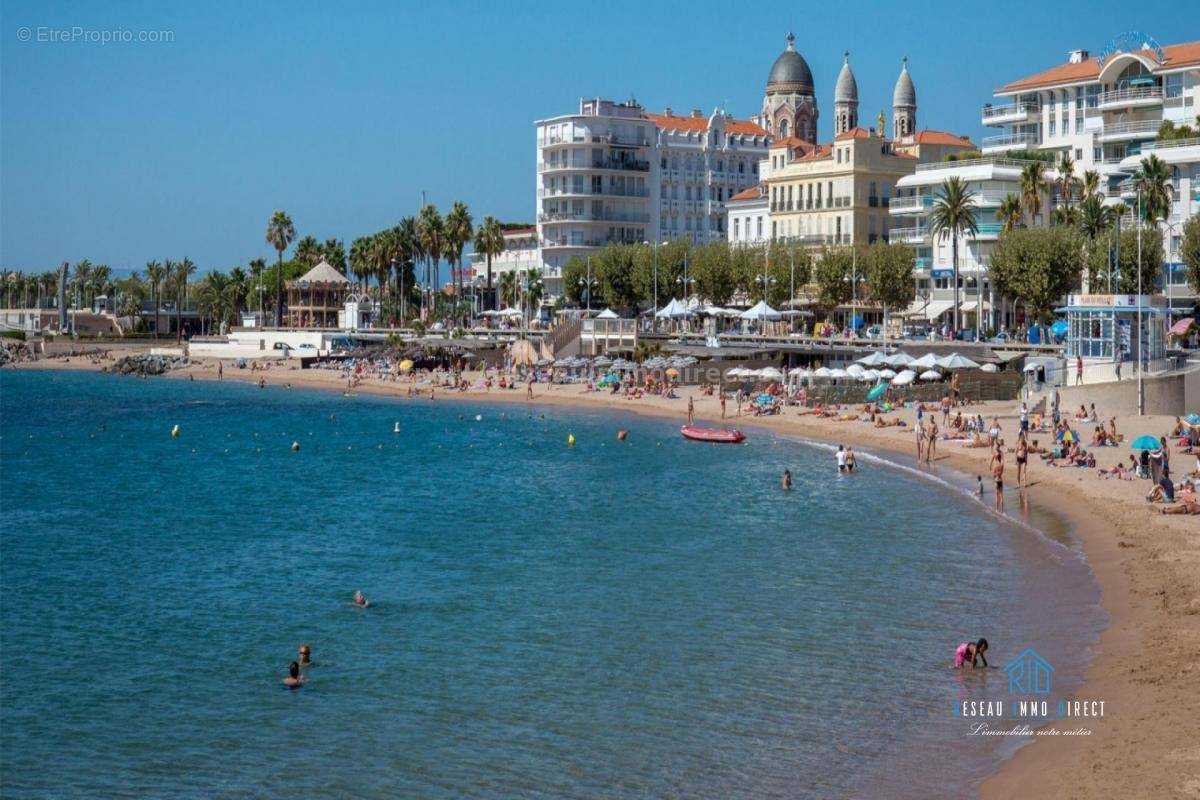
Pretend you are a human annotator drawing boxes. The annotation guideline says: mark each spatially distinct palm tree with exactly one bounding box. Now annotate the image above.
[498,271,517,309]
[525,267,544,320]
[443,202,473,321]
[1019,161,1048,224]
[89,265,112,307]
[266,210,296,326]
[997,194,1023,233]
[472,215,505,311]
[248,258,266,320]
[294,235,322,267]
[929,176,978,333]
[145,260,166,338]
[1081,169,1101,201]
[1055,152,1078,224]
[174,258,196,342]
[1132,154,1173,224]
[417,204,444,320]
[349,236,372,289]
[1079,194,1111,241]
[227,267,248,325]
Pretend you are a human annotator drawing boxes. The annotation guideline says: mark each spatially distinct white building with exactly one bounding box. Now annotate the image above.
[727,184,768,244]
[466,227,561,300]
[535,97,771,279]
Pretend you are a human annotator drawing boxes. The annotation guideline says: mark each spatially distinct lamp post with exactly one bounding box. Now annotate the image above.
[850,244,857,338]
[579,256,598,313]
[1137,187,1144,417]
[1157,216,1179,321]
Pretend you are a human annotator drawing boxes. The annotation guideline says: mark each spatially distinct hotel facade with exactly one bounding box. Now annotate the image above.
[895,36,1200,332]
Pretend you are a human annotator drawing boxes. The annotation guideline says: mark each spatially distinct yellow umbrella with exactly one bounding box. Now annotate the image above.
[665,367,680,378]
[398,359,414,372]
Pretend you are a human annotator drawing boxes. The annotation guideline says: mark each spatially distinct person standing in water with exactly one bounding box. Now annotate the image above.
[687,396,695,426]
[298,644,312,667]
[915,420,925,463]
[283,661,304,688]
[845,446,857,473]
[354,590,370,608]
[1015,433,1028,488]
[836,445,847,473]
[781,469,792,490]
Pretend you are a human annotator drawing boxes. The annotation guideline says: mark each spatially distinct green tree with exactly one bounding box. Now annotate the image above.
[248,258,267,318]
[266,210,296,326]
[472,215,505,308]
[443,201,473,319]
[1182,213,1200,294]
[1055,152,1078,223]
[1131,154,1173,224]
[633,239,688,304]
[595,243,639,311]
[998,194,1023,233]
[691,241,738,306]
[144,260,166,338]
[814,246,855,312]
[294,235,322,267]
[322,238,347,272]
[498,271,517,308]
[864,242,916,334]
[562,256,587,304]
[174,257,196,341]
[417,204,444,319]
[990,227,1081,323]
[929,176,978,330]
[1019,160,1048,223]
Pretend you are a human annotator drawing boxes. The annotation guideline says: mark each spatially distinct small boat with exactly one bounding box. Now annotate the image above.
[681,425,746,444]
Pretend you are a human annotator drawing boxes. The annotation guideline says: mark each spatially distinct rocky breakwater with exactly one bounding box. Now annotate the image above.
[105,353,189,376]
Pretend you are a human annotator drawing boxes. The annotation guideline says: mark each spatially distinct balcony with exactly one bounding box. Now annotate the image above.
[1097,86,1163,111]
[1097,120,1160,142]
[539,186,649,199]
[890,226,929,244]
[593,133,651,148]
[981,100,1040,126]
[538,210,651,224]
[974,222,1003,240]
[980,133,1040,153]
[889,195,933,215]
[973,190,1012,207]
[915,256,932,270]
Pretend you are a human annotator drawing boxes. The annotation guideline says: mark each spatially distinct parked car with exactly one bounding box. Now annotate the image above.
[989,332,1011,344]
[956,328,977,342]
[903,324,932,340]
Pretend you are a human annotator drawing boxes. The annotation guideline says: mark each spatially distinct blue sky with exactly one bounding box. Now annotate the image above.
[1,0,1196,275]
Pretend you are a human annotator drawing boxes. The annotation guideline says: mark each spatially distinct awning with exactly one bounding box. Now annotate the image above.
[959,300,992,313]
[1169,317,1195,336]
[922,300,955,321]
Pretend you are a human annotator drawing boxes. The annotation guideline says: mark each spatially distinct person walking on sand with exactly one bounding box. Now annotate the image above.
[951,372,960,406]
[992,445,1005,491]
[915,420,925,462]
[720,392,726,420]
[1075,354,1084,385]
[687,396,695,426]
[218,361,223,380]
[1015,432,1028,488]
[926,420,938,463]
[526,378,534,401]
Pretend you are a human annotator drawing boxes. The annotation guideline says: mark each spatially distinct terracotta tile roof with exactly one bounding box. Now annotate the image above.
[910,129,975,147]
[834,127,876,140]
[647,112,769,136]
[769,135,808,149]
[728,185,766,201]
[998,40,1200,92]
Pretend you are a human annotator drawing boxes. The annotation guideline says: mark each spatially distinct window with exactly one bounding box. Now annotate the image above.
[1049,120,1056,137]
[1075,148,1083,161]
[1165,74,1183,99]
[757,217,763,238]
[1093,146,1102,162]
[837,149,842,163]
[734,218,740,239]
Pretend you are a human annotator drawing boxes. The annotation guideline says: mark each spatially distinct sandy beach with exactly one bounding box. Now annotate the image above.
[12,353,1200,797]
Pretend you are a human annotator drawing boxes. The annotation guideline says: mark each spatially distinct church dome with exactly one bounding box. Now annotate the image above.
[893,56,916,107]
[834,51,858,103]
[767,32,814,93]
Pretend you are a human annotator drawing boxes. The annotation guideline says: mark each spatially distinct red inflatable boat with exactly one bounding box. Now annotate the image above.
[680,425,746,444]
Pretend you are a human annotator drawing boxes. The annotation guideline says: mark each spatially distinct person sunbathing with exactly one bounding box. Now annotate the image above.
[1170,417,1185,437]
[1161,501,1200,515]
[874,416,901,428]
[1097,463,1131,479]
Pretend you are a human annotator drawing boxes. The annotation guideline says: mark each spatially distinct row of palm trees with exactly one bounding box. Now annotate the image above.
[923,151,1176,332]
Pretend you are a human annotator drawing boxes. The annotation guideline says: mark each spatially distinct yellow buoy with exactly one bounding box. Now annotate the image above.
[291,441,300,452]
[171,424,180,438]
[568,433,576,447]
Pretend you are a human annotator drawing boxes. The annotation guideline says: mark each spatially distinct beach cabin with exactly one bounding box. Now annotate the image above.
[1059,294,1169,382]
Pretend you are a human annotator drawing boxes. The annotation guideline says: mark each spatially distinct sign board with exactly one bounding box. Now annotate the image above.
[931,269,955,279]
[1067,294,1166,308]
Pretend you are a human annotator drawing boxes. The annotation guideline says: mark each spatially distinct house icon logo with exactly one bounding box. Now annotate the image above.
[1005,648,1054,695]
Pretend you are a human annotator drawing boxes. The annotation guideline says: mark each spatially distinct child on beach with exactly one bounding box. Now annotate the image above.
[954,638,989,668]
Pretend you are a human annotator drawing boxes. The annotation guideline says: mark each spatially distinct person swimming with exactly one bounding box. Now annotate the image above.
[354,590,370,608]
[781,469,792,490]
[298,643,312,667]
[954,638,989,668]
[283,661,304,688]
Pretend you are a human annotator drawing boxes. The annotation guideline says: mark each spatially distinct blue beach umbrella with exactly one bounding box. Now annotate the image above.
[867,383,887,401]
[1131,435,1160,450]
[1186,414,1200,425]
[850,315,864,329]
[1050,320,1068,337]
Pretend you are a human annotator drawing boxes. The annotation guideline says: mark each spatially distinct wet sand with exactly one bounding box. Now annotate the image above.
[13,354,1200,798]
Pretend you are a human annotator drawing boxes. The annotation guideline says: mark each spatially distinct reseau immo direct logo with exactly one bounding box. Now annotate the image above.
[955,648,1106,736]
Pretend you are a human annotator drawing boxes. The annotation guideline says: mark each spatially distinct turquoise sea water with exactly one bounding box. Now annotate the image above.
[0,370,1102,799]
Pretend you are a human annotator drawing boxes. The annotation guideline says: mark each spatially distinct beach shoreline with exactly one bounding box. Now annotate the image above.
[9,356,1200,797]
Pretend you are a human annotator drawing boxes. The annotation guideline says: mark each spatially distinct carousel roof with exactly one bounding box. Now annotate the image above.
[296,259,352,284]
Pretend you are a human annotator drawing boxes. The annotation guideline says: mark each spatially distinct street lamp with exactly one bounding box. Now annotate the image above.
[1136,187,1144,416]
[579,256,598,313]
[1156,216,1179,320]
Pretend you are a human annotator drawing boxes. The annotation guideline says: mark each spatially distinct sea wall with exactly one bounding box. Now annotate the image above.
[1054,365,1200,416]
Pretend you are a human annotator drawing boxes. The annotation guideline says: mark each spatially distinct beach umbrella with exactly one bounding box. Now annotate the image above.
[787,367,809,377]
[935,353,981,370]
[919,369,943,381]
[813,366,833,378]
[846,363,866,377]
[856,351,889,366]
[867,383,888,401]
[1060,430,1078,444]
[884,352,915,367]
[725,367,746,379]
[1130,435,1160,450]
[739,300,782,321]
[878,368,897,379]
[828,368,850,379]
[596,308,619,319]
[665,367,680,378]
[892,369,917,386]
[909,352,940,369]
[864,369,881,381]
[1186,413,1200,426]
[398,359,414,372]
[980,363,999,373]
[759,366,784,381]
[1050,320,1069,337]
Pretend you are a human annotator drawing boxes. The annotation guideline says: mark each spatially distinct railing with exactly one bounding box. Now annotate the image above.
[975,223,1003,237]
[889,195,933,213]
[594,133,651,147]
[981,133,1039,149]
[538,211,651,224]
[890,226,929,242]
[915,257,932,269]
[973,190,1013,206]
[916,156,1038,172]
[1140,137,1200,152]
[1098,86,1163,107]
[1099,120,1160,138]
[539,186,649,198]
[981,100,1039,121]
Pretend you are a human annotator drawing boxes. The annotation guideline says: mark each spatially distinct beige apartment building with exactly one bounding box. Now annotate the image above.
[765,129,936,247]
